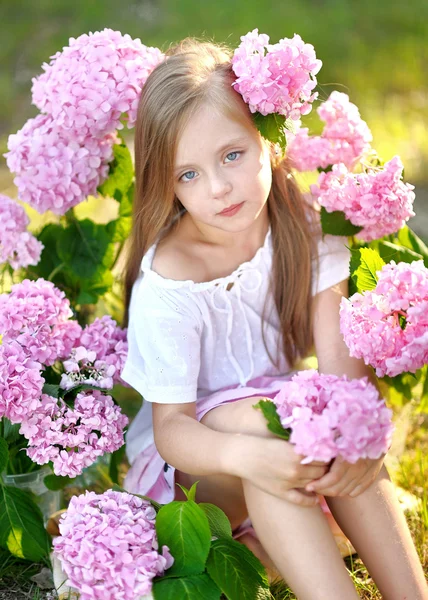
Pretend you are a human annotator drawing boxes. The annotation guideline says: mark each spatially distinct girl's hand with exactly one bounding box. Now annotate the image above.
[228,435,329,507]
[304,455,385,498]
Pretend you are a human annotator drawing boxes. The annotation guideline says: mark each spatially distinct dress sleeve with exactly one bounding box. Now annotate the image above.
[311,234,351,296]
[121,276,202,404]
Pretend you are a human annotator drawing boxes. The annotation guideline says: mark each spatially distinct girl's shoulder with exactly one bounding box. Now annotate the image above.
[151,235,209,284]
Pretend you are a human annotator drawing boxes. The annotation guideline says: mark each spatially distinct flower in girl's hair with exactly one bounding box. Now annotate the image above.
[232,29,322,119]
[273,370,393,464]
[340,260,428,377]
[5,114,116,215]
[0,278,81,366]
[310,156,415,241]
[31,28,164,140]
[20,390,129,477]
[53,490,173,600]
[287,91,373,171]
[0,194,43,269]
[0,341,44,424]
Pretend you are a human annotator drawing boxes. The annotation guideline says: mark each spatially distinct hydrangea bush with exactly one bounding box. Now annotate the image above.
[1,26,428,599]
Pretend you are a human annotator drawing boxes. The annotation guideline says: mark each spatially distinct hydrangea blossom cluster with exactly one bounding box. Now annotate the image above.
[310,156,415,241]
[31,28,164,139]
[0,341,44,424]
[60,316,128,390]
[0,278,81,366]
[53,490,173,600]
[20,390,129,477]
[0,194,44,269]
[273,370,393,464]
[286,91,373,171]
[340,260,428,377]
[5,114,116,215]
[232,29,322,119]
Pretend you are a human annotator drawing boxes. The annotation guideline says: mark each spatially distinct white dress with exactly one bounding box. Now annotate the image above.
[121,227,351,502]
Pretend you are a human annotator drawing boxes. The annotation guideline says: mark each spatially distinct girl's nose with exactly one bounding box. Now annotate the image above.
[209,171,232,199]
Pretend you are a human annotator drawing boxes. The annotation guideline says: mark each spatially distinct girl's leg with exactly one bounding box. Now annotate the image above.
[326,465,428,600]
[175,397,360,599]
[242,479,359,599]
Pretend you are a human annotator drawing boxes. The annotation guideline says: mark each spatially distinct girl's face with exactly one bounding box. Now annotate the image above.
[173,102,272,236]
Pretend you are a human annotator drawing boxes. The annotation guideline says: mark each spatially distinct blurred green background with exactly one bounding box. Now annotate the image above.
[1,0,427,235]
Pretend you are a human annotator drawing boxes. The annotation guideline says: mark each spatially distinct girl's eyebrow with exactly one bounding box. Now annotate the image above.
[174,136,248,173]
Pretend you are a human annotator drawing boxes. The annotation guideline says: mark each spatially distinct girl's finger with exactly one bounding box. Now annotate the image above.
[348,475,376,498]
[304,464,347,492]
[337,478,360,497]
[307,479,352,497]
[282,488,320,507]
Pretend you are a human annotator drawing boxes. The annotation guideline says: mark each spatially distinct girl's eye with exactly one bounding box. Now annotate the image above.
[225,151,240,163]
[180,170,197,183]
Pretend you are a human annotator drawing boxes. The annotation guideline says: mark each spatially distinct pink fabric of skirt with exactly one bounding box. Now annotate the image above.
[123,374,332,537]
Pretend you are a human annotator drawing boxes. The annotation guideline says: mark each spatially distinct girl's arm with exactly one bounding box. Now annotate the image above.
[305,278,385,497]
[152,400,328,505]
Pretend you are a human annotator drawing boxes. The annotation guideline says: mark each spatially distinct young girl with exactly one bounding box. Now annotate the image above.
[121,39,427,599]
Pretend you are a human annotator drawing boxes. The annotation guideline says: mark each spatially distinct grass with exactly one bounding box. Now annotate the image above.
[0,401,426,599]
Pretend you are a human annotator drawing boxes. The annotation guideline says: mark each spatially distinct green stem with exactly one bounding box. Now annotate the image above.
[111,241,125,271]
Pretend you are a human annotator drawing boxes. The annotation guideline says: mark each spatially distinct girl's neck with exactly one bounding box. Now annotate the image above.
[180,205,270,255]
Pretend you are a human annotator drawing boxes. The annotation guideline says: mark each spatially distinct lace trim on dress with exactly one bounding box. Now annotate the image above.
[140,227,272,291]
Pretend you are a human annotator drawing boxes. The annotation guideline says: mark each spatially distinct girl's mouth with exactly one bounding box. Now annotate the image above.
[218,202,245,216]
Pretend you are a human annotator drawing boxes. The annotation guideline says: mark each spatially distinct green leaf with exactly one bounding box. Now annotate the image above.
[396,226,428,267]
[350,247,385,293]
[253,399,290,440]
[156,500,211,577]
[108,444,126,485]
[152,573,221,600]
[1,419,21,445]
[98,142,134,199]
[320,207,363,237]
[42,383,60,399]
[206,537,270,600]
[57,219,116,280]
[419,367,428,413]
[199,503,232,539]
[376,241,423,265]
[76,269,114,305]
[0,486,51,561]
[253,112,287,149]
[175,482,199,502]
[105,216,132,243]
[43,473,73,491]
[0,438,9,475]
[381,372,419,403]
[119,182,134,218]
[30,224,66,282]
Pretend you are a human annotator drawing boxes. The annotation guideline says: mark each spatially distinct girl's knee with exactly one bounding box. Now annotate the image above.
[201,396,275,438]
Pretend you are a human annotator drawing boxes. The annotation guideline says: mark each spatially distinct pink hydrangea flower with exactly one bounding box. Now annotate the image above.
[310,156,415,241]
[60,346,117,390]
[20,390,129,477]
[31,29,164,139]
[232,29,322,119]
[0,194,43,269]
[0,341,44,424]
[274,370,393,463]
[5,114,116,215]
[60,316,128,390]
[287,92,373,171]
[53,489,173,600]
[340,260,428,377]
[0,278,81,366]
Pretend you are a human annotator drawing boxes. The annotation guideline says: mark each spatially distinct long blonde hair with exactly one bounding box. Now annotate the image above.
[123,38,317,368]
